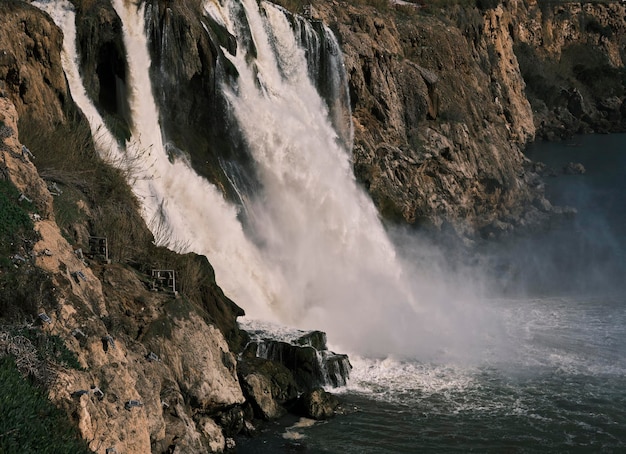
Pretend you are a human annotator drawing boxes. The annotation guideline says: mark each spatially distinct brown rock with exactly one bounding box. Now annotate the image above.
[0,97,53,217]
[296,388,340,420]
[0,2,68,125]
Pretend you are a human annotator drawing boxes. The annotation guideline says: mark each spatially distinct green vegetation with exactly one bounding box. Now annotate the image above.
[0,357,93,454]
[0,179,34,246]
[18,115,153,264]
[0,178,47,321]
[0,265,52,322]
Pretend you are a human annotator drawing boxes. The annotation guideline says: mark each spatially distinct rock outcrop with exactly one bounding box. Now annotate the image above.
[244,329,352,390]
[0,96,53,218]
[0,2,68,125]
[7,0,626,241]
[295,387,341,420]
[237,356,298,420]
[512,0,626,138]
[1,93,246,452]
[237,329,351,421]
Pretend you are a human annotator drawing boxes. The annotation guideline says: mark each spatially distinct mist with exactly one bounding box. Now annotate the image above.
[38,0,625,367]
[483,135,626,298]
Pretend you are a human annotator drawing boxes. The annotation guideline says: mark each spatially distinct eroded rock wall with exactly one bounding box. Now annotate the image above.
[312,0,546,238]
[513,0,626,138]
[310,0,626,237]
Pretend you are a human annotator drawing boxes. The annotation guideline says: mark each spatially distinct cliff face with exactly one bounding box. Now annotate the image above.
[0,1,68,124]
[1,92,245,453]
[513,0,626,138]
[311,0,626,237]
[312,1,541,237]
[1,0,626,452]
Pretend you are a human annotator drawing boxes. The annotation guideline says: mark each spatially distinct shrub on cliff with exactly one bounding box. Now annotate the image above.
[18,115,153,263]
[0,178,33,254]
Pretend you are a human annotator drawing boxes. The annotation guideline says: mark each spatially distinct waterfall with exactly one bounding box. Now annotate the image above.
[289,12,354,150]
[211,0,424,356]
[34,0,490,359]
[35,0,288,321]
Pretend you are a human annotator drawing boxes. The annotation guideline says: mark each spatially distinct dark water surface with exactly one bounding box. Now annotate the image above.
[238,135,626,453]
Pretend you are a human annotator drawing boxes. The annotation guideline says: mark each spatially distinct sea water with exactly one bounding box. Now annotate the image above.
[237,134,626,453]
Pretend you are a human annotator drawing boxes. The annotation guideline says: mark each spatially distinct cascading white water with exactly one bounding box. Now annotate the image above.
[211,0,436,356]
[288,13,354,150]
[34,0,289,321]
[36,0,497,360]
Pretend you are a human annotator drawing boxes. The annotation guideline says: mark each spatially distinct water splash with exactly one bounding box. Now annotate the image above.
[36,0,498,360]
[35,0,288,321]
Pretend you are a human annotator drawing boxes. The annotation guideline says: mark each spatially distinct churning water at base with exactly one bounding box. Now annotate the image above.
[250,295,625,454]
[237,135,626,452]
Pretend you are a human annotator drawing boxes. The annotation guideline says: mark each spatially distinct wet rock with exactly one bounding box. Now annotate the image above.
[239,372,286,421]
[73,0,131,141]
[295,330,327,351]
[562,162,586,175]
[215,406,246,438]
[238,357,298,420]
[295,388,340,420]
[244,331,352,391]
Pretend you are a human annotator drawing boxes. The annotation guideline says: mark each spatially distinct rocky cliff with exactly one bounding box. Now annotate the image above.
[1,91,246,453]
[308,0,626,237]
[513,0,626,138]
[1,0,625,452]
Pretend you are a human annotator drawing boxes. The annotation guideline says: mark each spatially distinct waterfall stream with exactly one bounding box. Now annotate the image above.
[33,0,493,359]
[36,0,287,321]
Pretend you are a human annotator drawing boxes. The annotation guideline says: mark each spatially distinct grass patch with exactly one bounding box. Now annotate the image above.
[0,357,93,454]
[0,266,53,321]
[0,179,48,321]
[0,179,34,246]
[142,296,193,341]
[18,115,153,263]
